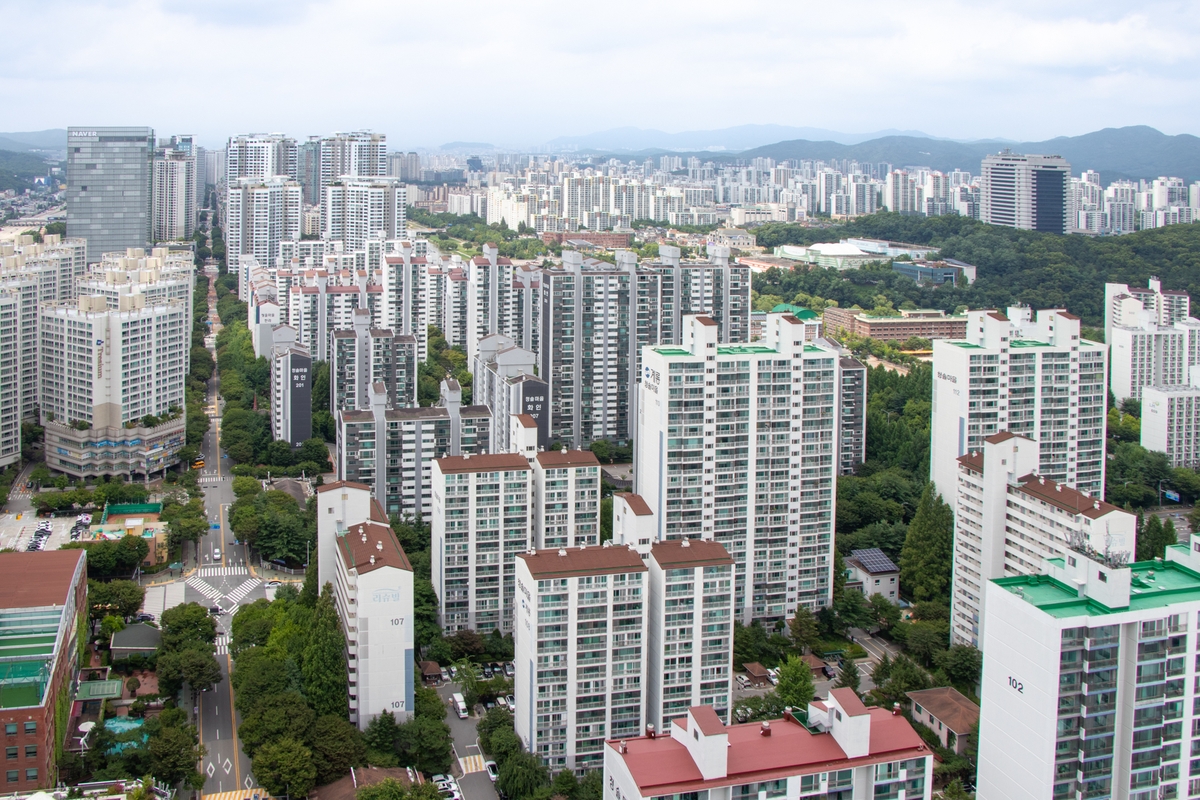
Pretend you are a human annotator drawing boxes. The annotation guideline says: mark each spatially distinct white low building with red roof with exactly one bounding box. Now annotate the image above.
[603,693,932,800]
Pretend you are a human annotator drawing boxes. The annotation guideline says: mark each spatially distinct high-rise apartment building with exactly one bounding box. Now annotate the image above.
[466,244,541,363]
[836,354,867,474]
[381,244,430,363]
[151,146,196,242]
[930,307,1108,505]
[330,308,418,412]
[66,127,155,260]
[227,178,302,300]
[531,450,601,549]
[978,541,1200,800]
[653,244,751,346]
[298,136,322,205]
[980,151,1071,233]
[1105,279,1200,403]
[271,342,312,448]
[337,381,491,519]
[635,313,841,621]
[84,248,196,310]
[315,481,414,730]
[951,431,1135,648]
[388,152,421,182]
[319,131,387,189]
[432,453,532,634]
[225,133,298,184]
[0,292,19,468]
[472,335,549,453]
[39,294,188,478]
[321,178,406,252]
[1142,374,1200,468]
[514,545,648,772]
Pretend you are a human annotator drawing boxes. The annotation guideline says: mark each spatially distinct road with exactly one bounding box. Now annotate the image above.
[435,682,499,800]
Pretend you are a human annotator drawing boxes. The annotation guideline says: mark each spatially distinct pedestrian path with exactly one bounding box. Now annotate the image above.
[459,754,486,774]
[215,634,230,655]
[187,577,224,601]
[199,476,225,484]
[225,579,261,606]
[199,566,249,577]
[164,581,187,611]
[143,585,165,618]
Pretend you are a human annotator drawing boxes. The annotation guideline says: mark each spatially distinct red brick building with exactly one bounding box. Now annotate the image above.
[0,550,87,791]
[822,307,968,342]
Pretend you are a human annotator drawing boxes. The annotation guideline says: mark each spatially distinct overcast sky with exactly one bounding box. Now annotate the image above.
[4,0,1199,149]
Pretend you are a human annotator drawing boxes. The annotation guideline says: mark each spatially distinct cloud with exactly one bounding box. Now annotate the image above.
[2,0,1199,146]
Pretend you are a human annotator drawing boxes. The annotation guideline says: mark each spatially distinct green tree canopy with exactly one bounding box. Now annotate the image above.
[900,485,954,603]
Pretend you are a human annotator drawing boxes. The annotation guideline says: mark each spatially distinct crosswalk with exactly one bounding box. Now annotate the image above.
[459,754,485,774]
[225,579,261,606]
[187,577,224,601]
[199,566,249,577]
[199,475,225,483]
[215,634,230,655]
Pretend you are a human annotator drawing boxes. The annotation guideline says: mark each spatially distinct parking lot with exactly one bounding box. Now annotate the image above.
[0,512,75,552]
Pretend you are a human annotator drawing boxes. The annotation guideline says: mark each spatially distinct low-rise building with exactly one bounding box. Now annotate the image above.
[822,306,968,342]
[906,687,979,756]
[845,548,900,604]
[891,259,976,286]
[603,698,933,800]
[0,550,88,791]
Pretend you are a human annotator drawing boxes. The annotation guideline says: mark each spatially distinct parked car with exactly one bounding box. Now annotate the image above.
[506,694,515,708]
[430,775,450,787]
[448,665,458,680]
[482,664,494,679]
[823,665,836,680]
[496,696,508,709]
[485,761,499,783]
[135,613,155,622]
[266,579,282,586]
[441,668,451,683]
[503,662,514,677]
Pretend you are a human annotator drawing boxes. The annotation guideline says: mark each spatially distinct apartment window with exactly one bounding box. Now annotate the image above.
[6,771,16,783]
[3,725,13,736]
[22,723,34,735]
[24,769,35,781]
[23,746,34,759]
[4,748,13,760]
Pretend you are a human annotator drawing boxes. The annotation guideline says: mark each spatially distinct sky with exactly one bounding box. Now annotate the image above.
[4,0,1200,149]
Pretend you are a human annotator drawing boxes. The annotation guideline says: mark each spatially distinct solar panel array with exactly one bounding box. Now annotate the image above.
[851,548,898,574]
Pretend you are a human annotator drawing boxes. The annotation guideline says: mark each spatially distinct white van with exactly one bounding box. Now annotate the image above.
[452,693,468,719]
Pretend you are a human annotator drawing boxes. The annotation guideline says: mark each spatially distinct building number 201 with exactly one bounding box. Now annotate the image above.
[1008,676,1024,693]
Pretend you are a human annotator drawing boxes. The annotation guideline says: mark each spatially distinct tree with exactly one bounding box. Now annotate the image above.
[935,645,983,688]
[1137,514,1166,561]
[395,716,454,775]
[497,751,549,800]
[903,621,949,667]
[867,594,901,633]
[414,685,447,721]
[942,779,974,800]
[157,646,222,695]
[232,476,263,499]
[788,606,820,653]
[126,677,141,697]
[833,590,874,634]
[309,715,365,785]
[477,707,515,755]
[99,615,125,644]
[874,655,930,706]
[363,709,401,766]
[834,660,861,692]
[238,691,316,758]
[252,737,318,798]
[774,655,815,710]
[550,769,579,799]
[160,602,217,651]
[872,652,893,684]
[900,486,954,602]
[88,579,145,620]
[302,585,349,718]
[576,769,603,800]
[147,722,206,788]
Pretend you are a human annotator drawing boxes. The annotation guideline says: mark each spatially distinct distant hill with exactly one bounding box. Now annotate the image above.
[0,149,51,193]
[0,129,67,155]
[741,126,1200,183]
[544,124,938,153]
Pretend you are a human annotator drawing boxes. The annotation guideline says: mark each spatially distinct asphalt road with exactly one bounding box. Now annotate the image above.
[436,682,499,800]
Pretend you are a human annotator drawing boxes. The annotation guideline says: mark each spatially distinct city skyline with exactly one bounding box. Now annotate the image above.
[6,1,1200,147]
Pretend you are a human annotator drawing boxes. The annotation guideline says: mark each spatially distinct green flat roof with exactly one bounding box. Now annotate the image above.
[0,685,40,709]
[1010,339,1050,348]
[770,303,819,320]
[717,345,778,355]
[77,679,124,701]
[653,347,692,356]
[947,341,983,349]
[996,549,1200,618]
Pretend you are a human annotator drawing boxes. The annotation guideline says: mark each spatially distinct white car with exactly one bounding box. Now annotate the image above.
[485,761,499,782]
[212,548,222,561]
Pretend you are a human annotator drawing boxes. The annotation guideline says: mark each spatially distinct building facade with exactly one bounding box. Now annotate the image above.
[1105,279,1200,403]
[330,309,418,412]
[432,453,532,634]
[471,334,549,454]
[151,146,197,242]
[821,307,968,342]
[67,126,155,260]
[227,178,302,299]
[532,450,601,549]
[930,307,1108,506]
[271,343,312,447]
[981,151,1071,233]
[978,540,1200,800]
[952,431,1135,648]
[514,545,648,772]
[635,314,841,622]
[1142,378,1200,468]
[836,355,867,474]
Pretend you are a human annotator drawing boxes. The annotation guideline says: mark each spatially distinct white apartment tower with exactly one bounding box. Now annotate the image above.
[382,244,429,363]
[514,545,648,772]
[472,335,549,454]
[330,308,418,412]
[980,151,1071,233]
[225,133,298,184]
[0,292,19,468]
[38,294,189,478]
[319,131,387,189]
[635,313,841,621]
[466,244,541,364]
[930,307,1108,505]
[531,450,601,549]
[152,147,197,242]
[321,178,406,253]
[978,541,1200,800]
[951,431,1135,648]
[1105,279,1200,403]
[1142,372,1200,468]
[432,453,533,634]
[227,178,302,300]
[316,481,414,731]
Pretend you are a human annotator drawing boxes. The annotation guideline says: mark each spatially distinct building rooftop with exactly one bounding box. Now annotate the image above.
[997,553,1200,618]
[615,493,653,516]
[769,303,818,320]
[607,706,926,794]
[518,544,646,579]
[535,450,600,469]
[847,548,898,575]
[0,550,85,610]
[436,453,530,474]
[905,687,980,734]
[337,520,412,574]
[651,539,733,568]
[717,345,779,355]
[110,623,162,651]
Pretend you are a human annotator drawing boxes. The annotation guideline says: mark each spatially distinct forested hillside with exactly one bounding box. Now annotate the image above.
[751,214,1200,325]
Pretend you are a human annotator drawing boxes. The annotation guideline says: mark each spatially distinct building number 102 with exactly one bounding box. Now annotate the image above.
[1008,676,1024,693]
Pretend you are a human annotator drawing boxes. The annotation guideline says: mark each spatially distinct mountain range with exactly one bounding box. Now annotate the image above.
[0,129,67,155]
[539,124,940,152]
